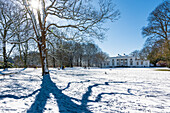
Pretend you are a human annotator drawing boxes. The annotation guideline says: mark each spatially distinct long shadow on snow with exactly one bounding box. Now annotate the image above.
[0,70,133,112]
[0,71,41,94]
[62,80,90,91]
[58,80,131,108]
[0,71,41,99]
[0,89,40,100]
[81,81,135,105]
[27,74,92,113]
[0,68,26,76]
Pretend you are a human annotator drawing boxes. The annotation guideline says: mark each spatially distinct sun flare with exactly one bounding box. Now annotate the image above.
[30,0,40,10]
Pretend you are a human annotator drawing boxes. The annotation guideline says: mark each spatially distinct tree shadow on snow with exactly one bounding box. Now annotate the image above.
[0,89,40,100]
[0,70,134,113]
[81,81,134,105]
[0,68,26,76]
[27,75,133,113]
[27,74,92,113]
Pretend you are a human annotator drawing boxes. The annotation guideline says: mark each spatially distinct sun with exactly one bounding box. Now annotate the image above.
[30,0,40,10]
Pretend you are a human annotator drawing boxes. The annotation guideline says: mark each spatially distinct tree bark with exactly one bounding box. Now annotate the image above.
[38,36,49,76]
[3,29,8,70]
[80,56,82,67]
[52,49,56,68]
[3,40,7,70]
[77,59,79,66]
[70,57,73,67]
[24,42,28,68]
[53,57,56,68]
[88,59,90,67]
[23,52,27,68]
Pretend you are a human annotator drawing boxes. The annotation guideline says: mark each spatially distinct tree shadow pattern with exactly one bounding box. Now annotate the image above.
[27,75,92,113]
[27,76,133,113]
[0,72,133,113]
[0,68,26,76]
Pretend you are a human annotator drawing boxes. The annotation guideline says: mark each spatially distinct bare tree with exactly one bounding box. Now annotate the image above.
[130,50,140,57]
[83,43,98,67]
[14,0,119,75]
[142,1,170,67]
[73,42,84,67]
[142,1,170,41]
[15,20,33,68]
[94,51,108,67]
[0,1,21,70]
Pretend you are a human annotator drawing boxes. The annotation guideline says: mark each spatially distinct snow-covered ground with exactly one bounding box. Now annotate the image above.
[0,67,170,113]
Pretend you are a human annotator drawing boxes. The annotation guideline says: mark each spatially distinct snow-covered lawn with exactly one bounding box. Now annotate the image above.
[0,68,170,113]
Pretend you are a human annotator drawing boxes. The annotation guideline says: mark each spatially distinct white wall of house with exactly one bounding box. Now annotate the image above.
[102,54,150,68]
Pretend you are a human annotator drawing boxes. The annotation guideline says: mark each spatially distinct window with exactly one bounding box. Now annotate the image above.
[121,62,123,65]
[112,59,114,66]
[130,61,133,65]
[141,61,143,65]
[146,62,148,65]
[137,62,139,65]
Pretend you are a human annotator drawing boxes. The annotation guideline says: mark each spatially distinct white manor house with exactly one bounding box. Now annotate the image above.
[102,54,150,68]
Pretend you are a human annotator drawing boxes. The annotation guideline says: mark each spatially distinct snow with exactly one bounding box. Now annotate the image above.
[0,67,170,113]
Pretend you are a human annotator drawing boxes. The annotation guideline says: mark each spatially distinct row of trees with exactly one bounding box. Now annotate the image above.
[130,1,170,67]
[12,41,108,68]
[0,0,119,75]
[48,41,109,68]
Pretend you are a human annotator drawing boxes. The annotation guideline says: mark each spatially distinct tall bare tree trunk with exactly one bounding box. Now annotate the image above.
[24,42,28,68]
[3,30,7,70]
[36,7,49,76]
[38,35,49,76]
[80,56,82,67]
[52,48,56,68]
[88,59,90,67]
[3,40,7,70]
[77,59,79,66]
[23,52,27,68]
[165,40,170,68]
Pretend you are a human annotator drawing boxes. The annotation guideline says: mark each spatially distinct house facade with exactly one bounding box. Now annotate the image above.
[102,54,150,68]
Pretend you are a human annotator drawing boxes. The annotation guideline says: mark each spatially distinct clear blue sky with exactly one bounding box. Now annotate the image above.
[95,0,163,57]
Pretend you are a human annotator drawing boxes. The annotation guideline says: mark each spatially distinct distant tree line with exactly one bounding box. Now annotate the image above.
[130,1,170,67]
[11,41,108,68]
